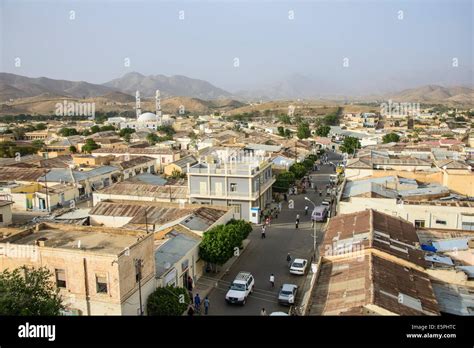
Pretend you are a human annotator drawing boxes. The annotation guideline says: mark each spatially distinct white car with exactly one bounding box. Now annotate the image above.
[290,258,308,275]
[225,271,254,305]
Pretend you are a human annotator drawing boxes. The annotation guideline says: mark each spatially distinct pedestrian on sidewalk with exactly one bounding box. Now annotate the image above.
[311,218,315,228]
[261,225,266,239]
[305,206,309,215]
[194,293,201,313]
[284,193,287,202]
[287,253,292,266]
[187,303,195,316]
[295,220,299,229]
[260,308,267,316]
[269,273,275,288]
[204,296,210,315]
[187,275,193,292]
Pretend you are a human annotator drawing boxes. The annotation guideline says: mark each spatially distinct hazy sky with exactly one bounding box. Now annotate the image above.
[0,0,472,93]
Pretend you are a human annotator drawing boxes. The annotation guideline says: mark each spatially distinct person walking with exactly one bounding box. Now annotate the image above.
[203,296,210,315]
[187,303,195,316]
[269,273,275,288]
[260,308,267,316]
[261,225,266,239]
[295,219,299,229]
[287,253,292,266]
[194,293,201,313]
[305,206,309,215]
[311,217,315,228]
[296,214,300,223]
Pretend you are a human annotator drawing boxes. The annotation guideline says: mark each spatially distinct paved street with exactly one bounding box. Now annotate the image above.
[200,150,342,315]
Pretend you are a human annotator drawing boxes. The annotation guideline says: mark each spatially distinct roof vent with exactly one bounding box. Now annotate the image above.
[36,237,48,247]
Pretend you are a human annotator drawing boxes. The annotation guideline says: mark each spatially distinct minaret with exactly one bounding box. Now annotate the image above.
[136,90,141,119]
[155,90,162,124]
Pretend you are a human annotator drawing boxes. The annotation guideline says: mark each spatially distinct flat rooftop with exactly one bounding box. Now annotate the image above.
[7,228,139,255]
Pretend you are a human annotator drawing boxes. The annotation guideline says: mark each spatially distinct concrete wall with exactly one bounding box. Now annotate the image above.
[0,205,12,226]
[339,197,473,230]
[0,229,155,316]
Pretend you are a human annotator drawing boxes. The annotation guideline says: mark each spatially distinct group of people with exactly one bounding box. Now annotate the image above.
[187,293,210,316]
[261,203,283,239]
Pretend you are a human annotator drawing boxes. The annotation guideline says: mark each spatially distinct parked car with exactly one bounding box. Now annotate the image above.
[290,258,308,275]
[225,271,254,305]
[311,205,328,222]
[322,198,331,207]
[270,311,289,316]
[278,284,298,305]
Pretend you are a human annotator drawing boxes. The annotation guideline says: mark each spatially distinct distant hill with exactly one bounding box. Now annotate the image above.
[103,72,232,99]
[384,85,474,106]
[0,73,115,101]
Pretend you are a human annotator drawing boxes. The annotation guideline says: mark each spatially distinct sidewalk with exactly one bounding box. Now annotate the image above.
[192,238,251,300]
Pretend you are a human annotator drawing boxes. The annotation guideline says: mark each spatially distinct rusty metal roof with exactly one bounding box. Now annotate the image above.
[0,167,48,182]
[309,254,439,316]
[323,209,426,267]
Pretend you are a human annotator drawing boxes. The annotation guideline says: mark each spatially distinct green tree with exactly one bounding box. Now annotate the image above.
[315,125,331,137]
[90,125,100,134]
[284,129,291,138]
[69,145,77,153]
[146,133,160,145]
[277,126,285,136]
[302,158,315,170]
[297,122,311,139]
[226,219,252,240]
[340,136,361,155]
[279,114,292,124]
[58,128,78,137]
[289,163,307,179]
[82,139,100,153]
[34,123,47,131]
[0,266,64,315]
[199,221,251,267]
[382,133,401,144]
[119,128,135,137]
[273,171,296,192]
[146,286,190,316]
[31,140,45,150]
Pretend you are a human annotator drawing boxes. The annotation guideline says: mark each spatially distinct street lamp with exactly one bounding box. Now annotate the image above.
[304,197,317,261]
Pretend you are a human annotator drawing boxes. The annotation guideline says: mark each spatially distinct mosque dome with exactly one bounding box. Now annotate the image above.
[137,112,157,122]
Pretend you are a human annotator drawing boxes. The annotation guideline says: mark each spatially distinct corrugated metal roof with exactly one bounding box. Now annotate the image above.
[432,238,470,252]
[155,234,200,277]
[38,166,119,183]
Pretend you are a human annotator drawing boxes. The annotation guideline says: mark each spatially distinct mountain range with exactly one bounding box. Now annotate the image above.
[0,72,472,110]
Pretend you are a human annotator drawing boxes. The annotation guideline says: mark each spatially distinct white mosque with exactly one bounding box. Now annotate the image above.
[119,90,172,130]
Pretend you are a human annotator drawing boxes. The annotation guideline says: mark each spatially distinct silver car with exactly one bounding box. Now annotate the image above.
[278,284,298,305]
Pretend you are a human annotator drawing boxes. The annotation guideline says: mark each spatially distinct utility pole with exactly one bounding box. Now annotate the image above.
[305,197,318,261]
[144,208,149,233]
[135,259,144,316]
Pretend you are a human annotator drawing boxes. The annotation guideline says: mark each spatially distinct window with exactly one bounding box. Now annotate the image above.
[414,220,425,228]
[96,274,108,294]
[435,219,447,225]
[461,222,474,231]
[230,183,237,192]
[55,269,66,288]
[0,214,3,222]
[199,182,207,195]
